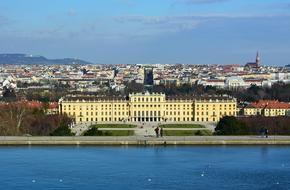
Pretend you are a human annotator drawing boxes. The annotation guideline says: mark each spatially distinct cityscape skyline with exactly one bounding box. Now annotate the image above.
[0,0,290,65]
[1,2,290,189]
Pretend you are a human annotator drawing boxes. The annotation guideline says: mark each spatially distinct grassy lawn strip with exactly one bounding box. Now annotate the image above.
[164,130,212,136]
[84,128,134,136]
[159,124,205,128]
[100,130,134,136]
[91,124,137,128]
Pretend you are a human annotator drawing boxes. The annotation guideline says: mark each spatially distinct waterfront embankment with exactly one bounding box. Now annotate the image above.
[1,136,290,145]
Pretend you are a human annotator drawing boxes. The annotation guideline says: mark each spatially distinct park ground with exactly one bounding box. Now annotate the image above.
[1,122,289,145]
[70,121,216,137]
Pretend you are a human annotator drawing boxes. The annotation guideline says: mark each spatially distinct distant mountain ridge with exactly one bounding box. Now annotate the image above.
[0,54,93,65]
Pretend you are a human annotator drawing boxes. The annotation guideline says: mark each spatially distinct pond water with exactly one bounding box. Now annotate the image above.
[0,145,290,190]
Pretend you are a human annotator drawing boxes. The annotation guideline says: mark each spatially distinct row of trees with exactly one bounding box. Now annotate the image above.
[215,116,290,135]
[124,81,222,96]
[124,81,290,102]
[0,102,73,136]
[223,82,290,102]
[7,80,290,103]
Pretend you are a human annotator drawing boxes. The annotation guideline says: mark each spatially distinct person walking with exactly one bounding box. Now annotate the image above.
[154,127,159,138]
[160,127,163,137]
[265,128,269,138]
[260,127,265,138]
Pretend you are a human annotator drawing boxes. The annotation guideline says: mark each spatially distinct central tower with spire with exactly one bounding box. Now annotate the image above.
[256,51,260,67]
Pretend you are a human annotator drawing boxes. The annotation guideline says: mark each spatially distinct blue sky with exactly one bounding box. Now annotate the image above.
[0,0,290,65]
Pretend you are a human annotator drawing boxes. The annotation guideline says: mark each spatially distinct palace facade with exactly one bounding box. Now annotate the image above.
[59,92,237,124]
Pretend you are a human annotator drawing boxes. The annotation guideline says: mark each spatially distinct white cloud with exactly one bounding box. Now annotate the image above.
[67,9,77,17]
[0,15,11,27]
[115,15,202,35]
[175,0,230,5]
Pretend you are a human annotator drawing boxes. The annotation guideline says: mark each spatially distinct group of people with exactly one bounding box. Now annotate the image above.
[260,127,269,138]
[154,127,163,138]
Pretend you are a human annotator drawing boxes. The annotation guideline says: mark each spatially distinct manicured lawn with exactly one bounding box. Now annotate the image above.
[86,130,134,136]
[159,124,205,128]
[91,124,137,128]
[100,130,134,136]
[164,130,212,136]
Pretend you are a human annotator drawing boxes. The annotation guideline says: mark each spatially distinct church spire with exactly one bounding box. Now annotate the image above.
[256,50,260,66]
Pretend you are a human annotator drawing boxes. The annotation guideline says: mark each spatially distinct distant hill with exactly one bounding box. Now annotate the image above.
[0,54,93,65]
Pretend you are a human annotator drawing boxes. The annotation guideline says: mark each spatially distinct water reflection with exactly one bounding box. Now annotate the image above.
[261,146,269,157]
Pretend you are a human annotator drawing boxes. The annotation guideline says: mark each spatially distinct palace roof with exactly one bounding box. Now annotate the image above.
[246,100,290,109]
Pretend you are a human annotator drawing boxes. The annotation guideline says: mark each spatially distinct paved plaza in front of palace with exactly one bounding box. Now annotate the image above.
[71,122,216,136]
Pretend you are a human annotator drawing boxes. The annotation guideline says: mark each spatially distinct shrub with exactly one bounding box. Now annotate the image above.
[83,127,109,136]
[215,116,247,135]
[50,124,75,136]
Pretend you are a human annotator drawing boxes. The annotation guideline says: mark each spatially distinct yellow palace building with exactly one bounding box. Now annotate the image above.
[59,92,237,124]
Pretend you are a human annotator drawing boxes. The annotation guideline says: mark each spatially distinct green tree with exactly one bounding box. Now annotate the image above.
[215,116,248,135]
[83,127,110,136]
[124,81,144,95]
[50,124,75,136]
